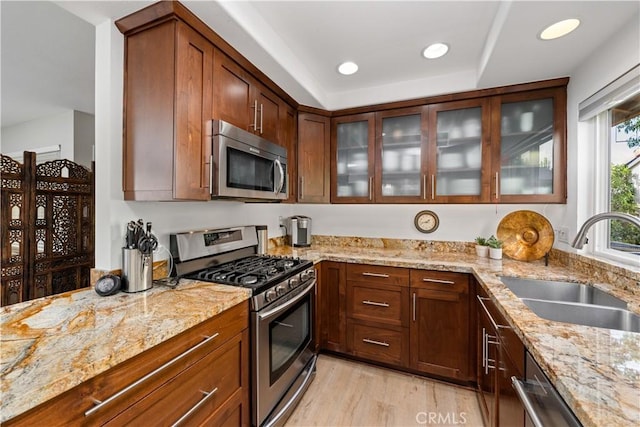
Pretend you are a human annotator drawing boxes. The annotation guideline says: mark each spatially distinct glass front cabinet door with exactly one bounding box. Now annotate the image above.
[375,107,428,203]
[331,113,375,203]
[491,88,566,203]
[428,99,491,203]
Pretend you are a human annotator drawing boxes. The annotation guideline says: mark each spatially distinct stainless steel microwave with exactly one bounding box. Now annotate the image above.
[209,120,287,201]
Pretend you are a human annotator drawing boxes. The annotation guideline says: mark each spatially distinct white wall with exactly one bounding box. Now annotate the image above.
[1,111,74,159]
[1,109,95,168]
[562,12,640,247]
[74,111,95,166]
[93,11,640,271]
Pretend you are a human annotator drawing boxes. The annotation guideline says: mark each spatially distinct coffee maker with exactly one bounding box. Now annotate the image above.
[284,215,312,247]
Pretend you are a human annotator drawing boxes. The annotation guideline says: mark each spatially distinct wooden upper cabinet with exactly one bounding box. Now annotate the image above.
[490,87,567,203]
[331,113,375,203]
[255,84,282,143]
[213,49,252,131]
[328,79,568,205]
[298,113,330,203]
[122,20,213,201]
[174,23,213,200]
[118,2,296,201]
[427,98,492,204]
[213,50,283,144]
[281,104,298,202]
[375,107,429,203]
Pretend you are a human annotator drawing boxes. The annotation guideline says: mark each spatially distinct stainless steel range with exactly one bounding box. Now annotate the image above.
[170,226,317,427]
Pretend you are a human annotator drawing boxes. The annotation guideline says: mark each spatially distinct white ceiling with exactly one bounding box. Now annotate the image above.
[2,1,639,128]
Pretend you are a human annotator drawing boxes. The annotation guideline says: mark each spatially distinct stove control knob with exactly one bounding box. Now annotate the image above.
[289,277,300,289]
[275,285,287,296]
[265,289,277,302]
[301,269,316,281]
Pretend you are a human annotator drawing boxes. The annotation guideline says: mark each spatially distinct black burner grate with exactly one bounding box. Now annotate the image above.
[191,255,308,290]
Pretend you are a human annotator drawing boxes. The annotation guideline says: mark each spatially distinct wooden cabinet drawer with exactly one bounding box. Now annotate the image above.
[410,270,468,293]
[105,329,248,426]
[347,282,408,326]
[347,264,409,285]
[347,320,408,366]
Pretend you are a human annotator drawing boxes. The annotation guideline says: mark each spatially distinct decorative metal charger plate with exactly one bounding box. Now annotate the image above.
[496,210,554,261]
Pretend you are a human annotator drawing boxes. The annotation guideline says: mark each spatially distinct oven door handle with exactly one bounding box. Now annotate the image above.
[258,279,316,322]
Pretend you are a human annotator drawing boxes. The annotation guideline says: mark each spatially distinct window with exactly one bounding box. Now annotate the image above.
[579,65,640,265]
[608,95,640,256]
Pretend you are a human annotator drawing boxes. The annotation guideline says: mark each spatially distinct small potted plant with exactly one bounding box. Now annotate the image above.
[474,236,489,257]
[487,235,503,260]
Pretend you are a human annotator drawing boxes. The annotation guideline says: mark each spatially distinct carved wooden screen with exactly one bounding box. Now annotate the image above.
[0,152,94,306]
[0,154,30,305]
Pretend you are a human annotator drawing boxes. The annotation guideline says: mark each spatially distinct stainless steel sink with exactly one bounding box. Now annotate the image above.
[498,276,638,332]
[499,276,628,309]
[521,298,640,333]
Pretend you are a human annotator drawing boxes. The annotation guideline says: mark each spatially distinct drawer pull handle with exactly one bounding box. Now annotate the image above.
[362,338,390,347]
[362,272,390,278]
[362,300,390,307]
[477,296,510,330]
[84,333,220,417]
[422,278,455,285]
[412,292,416,322]
[171,387,219,427]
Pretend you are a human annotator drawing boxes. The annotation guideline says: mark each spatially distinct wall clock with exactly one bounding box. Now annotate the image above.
[414,210,440,233]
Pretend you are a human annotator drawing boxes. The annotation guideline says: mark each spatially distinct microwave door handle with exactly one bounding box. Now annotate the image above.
[275,158,285,194]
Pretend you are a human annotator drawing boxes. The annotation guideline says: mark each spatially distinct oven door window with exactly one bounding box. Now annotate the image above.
[269,295,311,385]
[227,147,275,192]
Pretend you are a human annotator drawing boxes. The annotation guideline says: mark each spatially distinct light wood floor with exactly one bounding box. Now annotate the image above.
[285,354,484,427]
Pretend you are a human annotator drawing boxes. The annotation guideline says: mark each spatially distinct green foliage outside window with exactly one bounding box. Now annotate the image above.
[617,116,640,148]
[610,164,640,246]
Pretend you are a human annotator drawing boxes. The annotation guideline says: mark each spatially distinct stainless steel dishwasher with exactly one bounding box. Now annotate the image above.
[511,351,582,427]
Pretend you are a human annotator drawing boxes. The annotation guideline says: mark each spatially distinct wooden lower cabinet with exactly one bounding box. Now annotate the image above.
[409,270,473,381]
[6,302,250,426]
[476,280,525,427]
[319,261,347,352]
[347,319,409,366]
[345,264,410,367]
[319,262,475,384]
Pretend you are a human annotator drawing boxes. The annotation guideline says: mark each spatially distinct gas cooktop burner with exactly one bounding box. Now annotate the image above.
[240,275,258,285]
[188,255,311,293]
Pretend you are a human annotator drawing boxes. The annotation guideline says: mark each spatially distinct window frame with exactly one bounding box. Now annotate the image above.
[589,109,640,265]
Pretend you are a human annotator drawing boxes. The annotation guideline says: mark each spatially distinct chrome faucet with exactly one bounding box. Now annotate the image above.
[571,212,640,249]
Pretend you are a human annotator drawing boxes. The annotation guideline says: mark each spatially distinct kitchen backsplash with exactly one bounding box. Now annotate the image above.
[270,234,640,294]
[268,235,475,253]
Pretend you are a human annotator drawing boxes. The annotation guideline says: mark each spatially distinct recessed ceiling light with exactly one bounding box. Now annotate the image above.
[422,43,449,59]
[539,18,580,40]
[338,61,358,75]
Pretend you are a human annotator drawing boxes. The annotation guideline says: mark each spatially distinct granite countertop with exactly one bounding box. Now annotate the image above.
[2,245,637,426]
[269,244,640,427]
[0,280,251,423]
